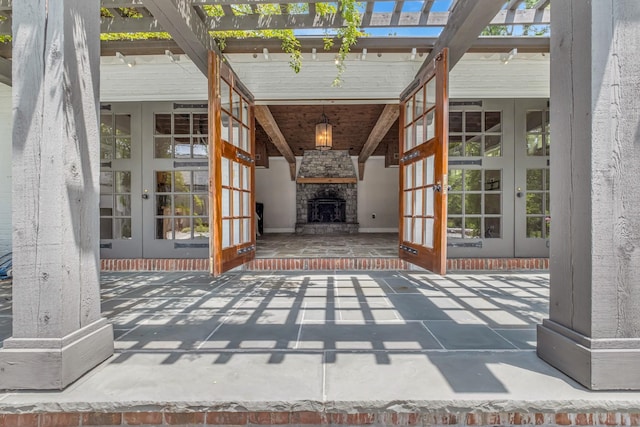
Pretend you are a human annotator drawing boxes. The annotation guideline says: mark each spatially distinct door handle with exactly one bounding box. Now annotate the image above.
[142,194,149,199]
[516,187,523,198]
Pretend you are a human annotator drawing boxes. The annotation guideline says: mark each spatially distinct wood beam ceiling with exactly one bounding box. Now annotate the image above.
[357,104,399,180]
[254,105,297,180]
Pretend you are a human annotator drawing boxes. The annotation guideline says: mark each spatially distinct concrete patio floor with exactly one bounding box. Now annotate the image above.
[1,270,640,423]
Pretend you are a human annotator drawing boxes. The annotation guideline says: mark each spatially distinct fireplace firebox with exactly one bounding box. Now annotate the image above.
[308,197,346,223]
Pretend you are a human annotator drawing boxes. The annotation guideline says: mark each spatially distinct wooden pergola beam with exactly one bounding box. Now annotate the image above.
[254,105,297,181]
[141,0,222,76]
[357,104,399,180]
[415,0,507,77]
[506,0,525,10]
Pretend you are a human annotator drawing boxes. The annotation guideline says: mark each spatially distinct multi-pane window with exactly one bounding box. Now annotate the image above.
[101,113,132,160]
[526,110,550,156]
[447,169,502,239]
[100,112,132,240]
[449,110,502,157]
[525,169,550,238]
[403,157,436,248]
[100,171,132,239]
[447,107,503,240]
[154,113,209,159]
[155,171,209,240]
[219,77,253,248]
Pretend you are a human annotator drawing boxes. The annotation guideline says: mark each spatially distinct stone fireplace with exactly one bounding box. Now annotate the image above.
[296,150,359,234]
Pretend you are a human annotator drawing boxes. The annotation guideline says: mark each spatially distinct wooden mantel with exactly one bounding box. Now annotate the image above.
[296,177,357,184]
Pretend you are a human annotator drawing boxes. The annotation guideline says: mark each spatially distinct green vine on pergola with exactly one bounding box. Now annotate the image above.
[100,2,364,86]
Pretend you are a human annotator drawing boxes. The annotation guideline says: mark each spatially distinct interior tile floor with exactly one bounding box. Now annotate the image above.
[255,233,398,258]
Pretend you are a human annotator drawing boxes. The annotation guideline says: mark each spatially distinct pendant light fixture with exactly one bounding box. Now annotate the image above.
[315,106,333,151]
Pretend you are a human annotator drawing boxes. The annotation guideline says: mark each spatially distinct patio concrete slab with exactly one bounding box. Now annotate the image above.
[2,270,640,416]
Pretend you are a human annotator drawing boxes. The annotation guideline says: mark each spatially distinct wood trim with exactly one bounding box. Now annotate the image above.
[209,51,223,276]
[358,104,400,180]
[296,177,357,184]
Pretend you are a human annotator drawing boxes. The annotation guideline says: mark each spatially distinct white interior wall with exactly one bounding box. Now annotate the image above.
[0,84,11,255]
[255,156,398,233]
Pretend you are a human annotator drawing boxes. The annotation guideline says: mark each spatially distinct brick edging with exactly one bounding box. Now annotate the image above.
[100,258,549,272]
[0,410,636,426]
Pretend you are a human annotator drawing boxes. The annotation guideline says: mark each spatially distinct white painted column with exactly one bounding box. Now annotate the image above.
[0,0,113,389]
[537,0,640,390]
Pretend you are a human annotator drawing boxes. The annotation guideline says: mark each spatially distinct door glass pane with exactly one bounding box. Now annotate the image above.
[404,191,412,216]
[156,196,171,217]
[485,111,501,132]
[194,217,209,239]
[193,195,208,216]
[155,114,171,134]
[426,78,436,110]
[221,158,230,186]
[232,91,241,118]
[404,124,414,152]
[415,88,424,118]
[448,193,461,215]
[447,218,462,239]
[174,171,191,192]
[426,187,434,216]
[232,120,241,149]
[465,135,481,156]
[415,119,424,146]
[222,219,231,248]
[243,218,251,243]
[425,111,435,142]
[232,161,241,188]
[465,170,481,191]
[449,136,463,157]
[484,135,501,157]
[113,218,132,239]
[220,111,231,143]
[174,137,190,159]
[115,195,132,216]
[527,134,544,156]
[101,114,114,135]
[527,217,543,238]
[415,160,424,187]
[426,155,434,185]
[526,111,543,132]
[156,217,172,240]
[100,219,112,239]
[193,136,208,159]
[404,163,413,189]
[403,218,411,242]
[115,138,131,159]
[100,138,112,160]
[465,194,481,215]
[449,169,462,191]
[242,102,250,126]
[222,189,230,217]
[242,126,250,152]
[220,80,231,112]
[243,192,251,216]
[414,189,423,216]
[526,193,544,214]
[485,170,501,191]
[233,190,241,216]
[175,218,191,239]
[464,217,481,238]
[424,218,434,248]
[155,137,172,159]
[526,169,544,190]
[449,112,462,133]
[405,98,413,125]
[193,171,208,192]
[233,219,241,245]
[413,218,423,245]
[485,217,501,238]
[115,172,131,193]
[242,165,250,190]
[193,114,208,134]
[465,111,481,133]
[485,194,501,215]
[174,195,190,216]
[174,114,190,135]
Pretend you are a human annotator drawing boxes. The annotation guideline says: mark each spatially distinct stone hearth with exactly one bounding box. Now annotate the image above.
[296,150,359,234]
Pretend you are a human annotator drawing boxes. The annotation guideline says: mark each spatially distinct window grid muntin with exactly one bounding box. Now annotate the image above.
[101,113,132,160]
[447,168,502,240]
[449,110,502,158]
[221,159,252,249]
[153,112,209,159]
[525,168,550,239]
[99,171,133,240]
[154,170,209,240]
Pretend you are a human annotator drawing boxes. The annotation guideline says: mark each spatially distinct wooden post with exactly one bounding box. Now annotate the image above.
[0,0,113,390]
[537,0,640,390]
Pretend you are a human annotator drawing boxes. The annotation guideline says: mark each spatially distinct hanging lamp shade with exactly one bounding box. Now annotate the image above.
[315,112,333,151]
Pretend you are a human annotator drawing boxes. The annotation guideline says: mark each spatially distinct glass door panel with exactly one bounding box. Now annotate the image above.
[99,104,143,259]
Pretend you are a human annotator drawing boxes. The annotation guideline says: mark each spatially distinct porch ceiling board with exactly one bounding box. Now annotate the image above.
[141,0,222,76]
[358,104,399,180]
[415,0,507,80]
[254,105,297,180]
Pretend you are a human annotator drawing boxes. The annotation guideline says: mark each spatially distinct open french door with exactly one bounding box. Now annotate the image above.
[209,51,256,276]
[398,48,449,275]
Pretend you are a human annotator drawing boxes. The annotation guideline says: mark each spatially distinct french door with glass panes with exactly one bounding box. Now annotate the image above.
[446,99,515,258]
[514,99,550,257]
[398,48,448,274]
[210,51,256,276]
[100,104,143,258]
[142,102,211,259]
